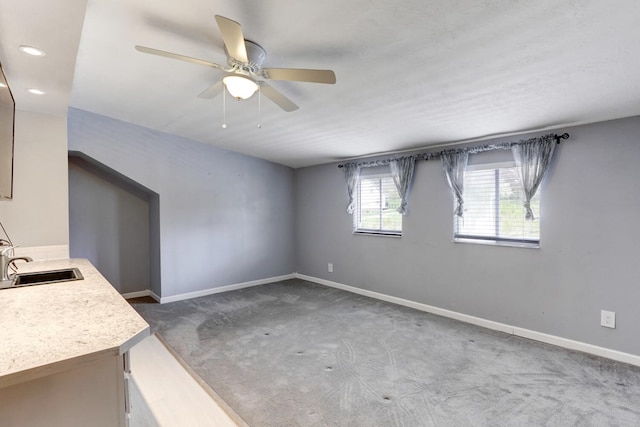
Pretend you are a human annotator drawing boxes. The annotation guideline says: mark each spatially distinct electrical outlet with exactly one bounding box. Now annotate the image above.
[600,310,616,329]
[328,263,333,273]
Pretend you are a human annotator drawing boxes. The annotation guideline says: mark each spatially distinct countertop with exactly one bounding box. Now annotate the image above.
[0,258,150,388]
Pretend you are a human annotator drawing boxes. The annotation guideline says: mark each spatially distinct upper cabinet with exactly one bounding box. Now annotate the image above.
[0,63,14,200]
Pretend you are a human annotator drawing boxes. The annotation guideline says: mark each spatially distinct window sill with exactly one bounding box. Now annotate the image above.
[353,231,402,238]
[453,237,539,249]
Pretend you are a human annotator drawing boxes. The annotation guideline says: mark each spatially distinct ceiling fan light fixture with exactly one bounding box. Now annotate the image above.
[223,74,258,100]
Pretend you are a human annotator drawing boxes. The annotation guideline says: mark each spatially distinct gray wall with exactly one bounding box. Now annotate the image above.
[295,116,640,356]
[68,108,295,299]
[0,110,69,249]
[68,156,151,295]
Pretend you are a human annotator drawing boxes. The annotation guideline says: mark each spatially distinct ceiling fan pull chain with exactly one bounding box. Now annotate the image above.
[222,87,227,129]
[257,85,262,129]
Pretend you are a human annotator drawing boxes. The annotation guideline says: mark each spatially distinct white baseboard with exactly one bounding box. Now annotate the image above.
[150,291,161,303]
[296,273,640,367]
[122,290,153,300]
[121,290,161,303]
[159,274,297,304]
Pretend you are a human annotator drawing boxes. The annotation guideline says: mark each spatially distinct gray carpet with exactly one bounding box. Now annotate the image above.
[133,279,640,426]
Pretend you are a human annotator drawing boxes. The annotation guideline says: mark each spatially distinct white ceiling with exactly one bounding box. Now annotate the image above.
[2,1,640,168]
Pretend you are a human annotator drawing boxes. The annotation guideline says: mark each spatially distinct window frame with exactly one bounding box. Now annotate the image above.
[453,161,540,249]
[353,172,402,237]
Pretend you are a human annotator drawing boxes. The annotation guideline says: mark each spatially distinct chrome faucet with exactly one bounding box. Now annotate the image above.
[0,246,33,287]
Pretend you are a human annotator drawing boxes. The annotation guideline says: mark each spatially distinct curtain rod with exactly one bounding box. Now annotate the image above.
[337,133,570,168]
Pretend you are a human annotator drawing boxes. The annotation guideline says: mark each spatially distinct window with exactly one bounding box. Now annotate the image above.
[455,163,539,245]
[354,174,402,235]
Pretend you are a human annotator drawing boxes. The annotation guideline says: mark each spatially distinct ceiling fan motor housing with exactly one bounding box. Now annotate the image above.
[226,40,266,74]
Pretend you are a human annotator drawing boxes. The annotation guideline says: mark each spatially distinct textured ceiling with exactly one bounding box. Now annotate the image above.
[2,1,640,168]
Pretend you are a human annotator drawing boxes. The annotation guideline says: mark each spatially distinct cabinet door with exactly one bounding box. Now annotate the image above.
[0,354,126,427]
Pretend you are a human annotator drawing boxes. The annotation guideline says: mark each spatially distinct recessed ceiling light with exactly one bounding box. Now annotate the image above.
[27,88,46,95]
[19,45,46,56]
[0,83,6,88]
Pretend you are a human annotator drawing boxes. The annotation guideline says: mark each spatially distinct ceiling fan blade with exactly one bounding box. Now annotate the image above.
[259,83,299,112]
[197,81,224,99]
[263,68,336,84]
[214,15,248,63]
[135,45,223,70]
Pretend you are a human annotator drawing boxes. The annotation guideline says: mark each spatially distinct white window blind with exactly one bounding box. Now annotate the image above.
[355,174,402,235]
[455,165,540,244]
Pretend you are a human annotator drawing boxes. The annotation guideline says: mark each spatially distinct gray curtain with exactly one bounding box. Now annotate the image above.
[344,163,361,214]
[511,135,556,220]
[441,150,469,217]
[389,156,416,215]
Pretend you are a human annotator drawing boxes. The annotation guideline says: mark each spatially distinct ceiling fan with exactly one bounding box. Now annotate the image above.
[135,15,336,112]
